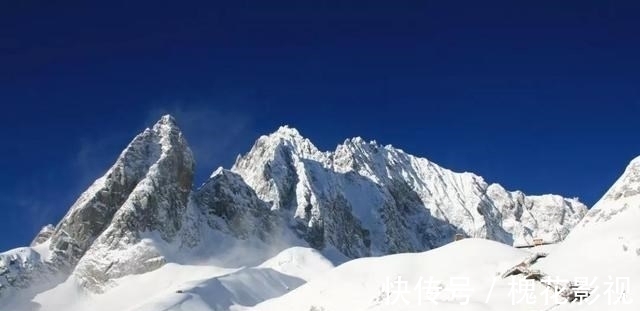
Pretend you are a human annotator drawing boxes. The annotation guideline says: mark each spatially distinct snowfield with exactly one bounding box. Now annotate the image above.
[19,236,637,311]
[2,246,339,311]
[255,238,534,311]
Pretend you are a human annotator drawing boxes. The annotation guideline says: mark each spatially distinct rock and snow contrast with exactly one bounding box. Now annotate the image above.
[233,126,587,256]
[5,115,631,311]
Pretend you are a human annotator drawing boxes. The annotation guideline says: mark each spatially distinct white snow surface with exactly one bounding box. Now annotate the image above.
[0,245,337,311]
[535,156,640,311]
[256,238,536,311]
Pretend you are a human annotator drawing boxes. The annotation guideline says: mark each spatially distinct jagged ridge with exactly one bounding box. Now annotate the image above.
[232,126,587,258]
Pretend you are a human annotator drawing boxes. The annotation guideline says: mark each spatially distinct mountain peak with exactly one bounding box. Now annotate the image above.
[241,125,325,163]
[252,125,312,151]
[272,125,303,138]
[151,114,181,136]
[344,136,377,146]
[157,114,177,126]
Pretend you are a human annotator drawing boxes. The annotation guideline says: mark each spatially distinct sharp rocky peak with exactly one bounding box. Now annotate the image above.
[0,115,198,296]
[156,113,177,126]
[44,116,193,289]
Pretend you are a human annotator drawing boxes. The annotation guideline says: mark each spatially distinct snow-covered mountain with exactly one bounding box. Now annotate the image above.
[233,125,586,257]
[0,115,588,310]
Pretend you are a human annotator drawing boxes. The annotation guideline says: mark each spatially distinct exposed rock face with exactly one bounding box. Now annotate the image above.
[193,168,279,241]
[47,115,192,272]
[70,115,195,290]
[0,119,588,298]
[232,126,588,257]
[1,115,198,294]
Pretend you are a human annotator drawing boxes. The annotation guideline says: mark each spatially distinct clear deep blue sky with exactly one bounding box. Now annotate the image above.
[1,1,639,250]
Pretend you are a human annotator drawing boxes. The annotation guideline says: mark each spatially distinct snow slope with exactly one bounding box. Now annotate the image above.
[535,156,640,310]
[255,239,547,311]
[5,246,336,311]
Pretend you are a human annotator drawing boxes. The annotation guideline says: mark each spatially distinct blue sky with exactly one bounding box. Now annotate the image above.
[1,1,639,250]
